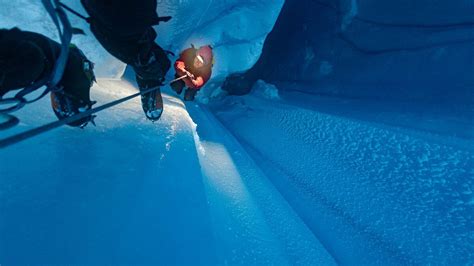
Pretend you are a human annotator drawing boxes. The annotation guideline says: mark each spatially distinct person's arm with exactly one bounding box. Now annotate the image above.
[175,60,185,71]
[175,60,198,80]
[189,65,212,89]
[190,76,204,88]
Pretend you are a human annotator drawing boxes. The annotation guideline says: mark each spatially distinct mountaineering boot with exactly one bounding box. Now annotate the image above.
[140,86,163,121]
[134,44,170,122]
[136,70,165,121]
[136,76,164,121]
[170,78,185,95]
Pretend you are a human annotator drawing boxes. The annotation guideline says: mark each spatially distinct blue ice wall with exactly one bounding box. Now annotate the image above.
[223,0,474,105]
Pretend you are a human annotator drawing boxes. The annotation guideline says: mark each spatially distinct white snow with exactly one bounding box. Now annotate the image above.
[251,80,280,100]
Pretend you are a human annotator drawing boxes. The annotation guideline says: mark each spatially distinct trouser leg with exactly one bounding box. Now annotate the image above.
[184,88,198,101]
[170,78,185,94]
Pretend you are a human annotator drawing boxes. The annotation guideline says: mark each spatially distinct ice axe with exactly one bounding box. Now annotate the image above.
[169,69,195,84]
[169,75,188,84]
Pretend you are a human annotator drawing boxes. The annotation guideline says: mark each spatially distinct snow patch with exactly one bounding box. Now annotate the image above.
[251,80,280,100]
[210,87,228,99]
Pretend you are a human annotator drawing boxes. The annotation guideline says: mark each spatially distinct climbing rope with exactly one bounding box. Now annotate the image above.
[0,84,163,149]
[0,1,177,148]
[59,2,90,23]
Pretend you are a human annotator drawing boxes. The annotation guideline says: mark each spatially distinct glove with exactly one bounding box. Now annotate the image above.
[175,61,186,71]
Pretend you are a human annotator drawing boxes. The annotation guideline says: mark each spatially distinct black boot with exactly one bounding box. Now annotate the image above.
[136,76,164,121]
[134,44,170,122]
[184,88,198,101]
[170,79,185,95]
[140,87,163,121]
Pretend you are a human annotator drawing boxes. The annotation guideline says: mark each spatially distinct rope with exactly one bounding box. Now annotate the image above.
[0,85,161,149]
[42,0,73,88]
[59,2,90,23]
[0,1,176,147]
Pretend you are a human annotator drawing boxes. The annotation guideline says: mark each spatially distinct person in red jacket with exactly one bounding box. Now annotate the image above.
[171,45,213,101]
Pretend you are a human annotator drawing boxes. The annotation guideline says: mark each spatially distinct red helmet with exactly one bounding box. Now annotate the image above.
[197,45,213,66]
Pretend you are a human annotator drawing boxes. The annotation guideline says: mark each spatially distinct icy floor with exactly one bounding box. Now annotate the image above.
[0,79,472,264]
[0,80,334,264]
[209,88,474,265]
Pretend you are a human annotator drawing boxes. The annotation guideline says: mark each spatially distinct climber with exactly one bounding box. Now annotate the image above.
[0,28,96,128]
[171,45,214,101]
[80,0,171,121]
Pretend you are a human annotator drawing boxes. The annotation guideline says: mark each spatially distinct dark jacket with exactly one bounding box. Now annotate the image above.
[81,0,161,64]
[81,0,170,86]
[81,0,160,39]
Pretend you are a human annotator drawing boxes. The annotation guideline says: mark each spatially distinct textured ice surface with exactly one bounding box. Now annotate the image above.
[188,103,335,265]
[251,80,280,100]
[2,1,472,264]
[0,80,213,263]
[211,90,474,265]
[0,80,334,264]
